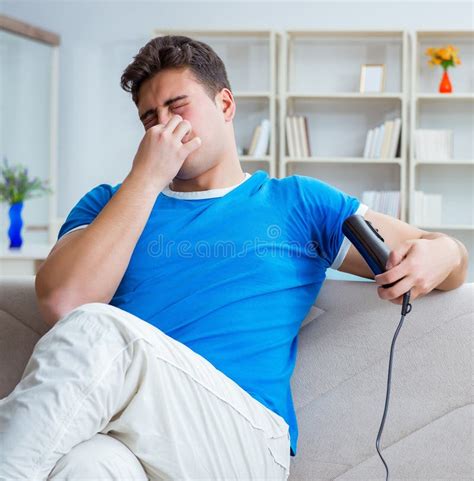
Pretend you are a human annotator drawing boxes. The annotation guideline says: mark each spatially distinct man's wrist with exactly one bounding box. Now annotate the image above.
[124,170,168,196]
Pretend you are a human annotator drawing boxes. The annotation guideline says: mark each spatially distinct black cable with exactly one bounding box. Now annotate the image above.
[375,290,413,481]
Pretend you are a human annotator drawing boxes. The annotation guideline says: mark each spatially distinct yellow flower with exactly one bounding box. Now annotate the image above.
[439,48,451,60]
[425,44,461,67]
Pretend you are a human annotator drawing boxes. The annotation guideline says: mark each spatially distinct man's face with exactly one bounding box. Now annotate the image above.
[136,66,233,180]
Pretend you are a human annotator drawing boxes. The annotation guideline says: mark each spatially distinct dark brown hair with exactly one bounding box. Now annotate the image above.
[120,35,232,106]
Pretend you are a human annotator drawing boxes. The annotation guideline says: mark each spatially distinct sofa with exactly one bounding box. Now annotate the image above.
[1,275,472,480]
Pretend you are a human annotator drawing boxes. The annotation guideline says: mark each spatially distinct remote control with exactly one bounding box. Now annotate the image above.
[342,214,397,288]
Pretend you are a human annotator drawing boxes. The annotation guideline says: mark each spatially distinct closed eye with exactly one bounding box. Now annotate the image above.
[143,105,186,126]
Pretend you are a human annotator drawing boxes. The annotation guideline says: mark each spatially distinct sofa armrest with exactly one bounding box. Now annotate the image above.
[0,276,51,398]
[0,275,50,336]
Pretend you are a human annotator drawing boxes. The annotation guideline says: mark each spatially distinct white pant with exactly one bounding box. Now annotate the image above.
[0,302,291,480]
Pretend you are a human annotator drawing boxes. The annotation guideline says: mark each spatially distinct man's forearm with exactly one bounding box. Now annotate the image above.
[420,231,469,290]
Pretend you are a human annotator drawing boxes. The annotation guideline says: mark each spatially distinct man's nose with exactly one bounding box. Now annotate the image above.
[158,111,175,126]
[158,113,167,125]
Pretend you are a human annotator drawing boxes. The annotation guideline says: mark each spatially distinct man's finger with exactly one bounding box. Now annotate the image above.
[374,257,409,286]
[385,240,414,269]
[181,136,202,153]
[377,274,414,301]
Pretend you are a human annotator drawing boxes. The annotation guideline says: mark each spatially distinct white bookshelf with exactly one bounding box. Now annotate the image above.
[152,29,278,177]
[278,29,409,222]
[409,30,474,281]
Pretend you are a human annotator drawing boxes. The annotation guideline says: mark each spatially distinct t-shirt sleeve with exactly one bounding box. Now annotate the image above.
[293,175,369,270]
[57,184,115,241]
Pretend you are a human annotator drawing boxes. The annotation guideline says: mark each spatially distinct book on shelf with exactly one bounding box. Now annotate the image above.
[414,129,453,162]
[291,116,300,158]
[413,191,442,226]
[247,125,261,156]
[285,117,295,159]
[361,190,400,219]
[366,126,377,158]
[285,115,311,158]
[362,129,374,158]
[363,118,401,159]
[380,121,393,158]
[374,124,384,158]
[247,119,271,157]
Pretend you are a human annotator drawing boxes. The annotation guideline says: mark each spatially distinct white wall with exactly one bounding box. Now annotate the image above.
[1,0,473,218]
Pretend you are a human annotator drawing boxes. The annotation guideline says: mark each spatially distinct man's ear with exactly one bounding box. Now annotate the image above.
[219,88,235,121]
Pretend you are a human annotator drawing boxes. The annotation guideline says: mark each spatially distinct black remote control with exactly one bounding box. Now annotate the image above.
[342,214,396,288]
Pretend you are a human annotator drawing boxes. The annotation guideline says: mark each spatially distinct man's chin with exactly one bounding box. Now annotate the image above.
[174,155,219,181]
[175,160,200,181]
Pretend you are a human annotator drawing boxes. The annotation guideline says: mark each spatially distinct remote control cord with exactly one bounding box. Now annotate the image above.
[375,290,412,481]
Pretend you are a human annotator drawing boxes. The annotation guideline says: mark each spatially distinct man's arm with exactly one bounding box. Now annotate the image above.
[35,114,201,327]
[337,208,469,304]
[35,173,163,326]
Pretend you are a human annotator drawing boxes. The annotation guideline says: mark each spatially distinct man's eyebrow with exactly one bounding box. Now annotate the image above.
[139,95,189,121]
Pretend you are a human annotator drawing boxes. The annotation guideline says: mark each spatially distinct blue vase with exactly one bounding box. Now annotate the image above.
[8,201,24,249]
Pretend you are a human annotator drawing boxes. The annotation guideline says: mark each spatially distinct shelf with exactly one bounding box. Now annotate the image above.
[280,28,408,223]
[234,91,272,98]
[411,28,474,277]
[283,156,403,165]
[416,224,474,231]
[416,30,474,38]
[285,92,404,100]
[416,93,474,101]
[286,30,405,38]
[153,29,273,37]
[415,159,474,165]
[240,156,271,162]
[0,242,53,260]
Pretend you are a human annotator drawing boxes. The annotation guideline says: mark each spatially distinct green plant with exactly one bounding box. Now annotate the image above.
[0,156,53,204]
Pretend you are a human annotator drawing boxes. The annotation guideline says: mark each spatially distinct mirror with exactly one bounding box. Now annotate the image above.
[0,15,59,247]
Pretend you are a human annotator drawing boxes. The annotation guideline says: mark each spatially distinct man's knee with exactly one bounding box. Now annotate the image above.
[48,433,148,480]
[35,302,157,373]
[50,302,160,356]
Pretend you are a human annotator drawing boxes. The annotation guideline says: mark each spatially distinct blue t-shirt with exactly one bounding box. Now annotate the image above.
[57,170,365,457]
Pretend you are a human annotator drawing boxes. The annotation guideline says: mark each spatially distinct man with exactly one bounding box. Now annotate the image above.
[0,35,468,481]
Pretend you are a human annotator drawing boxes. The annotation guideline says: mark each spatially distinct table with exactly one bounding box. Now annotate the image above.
[0,243,54,276]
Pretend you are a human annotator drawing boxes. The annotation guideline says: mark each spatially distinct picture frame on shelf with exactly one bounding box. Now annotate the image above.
[360,64,385,93]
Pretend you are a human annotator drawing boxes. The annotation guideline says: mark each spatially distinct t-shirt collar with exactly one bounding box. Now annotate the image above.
[161,172,252,200]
